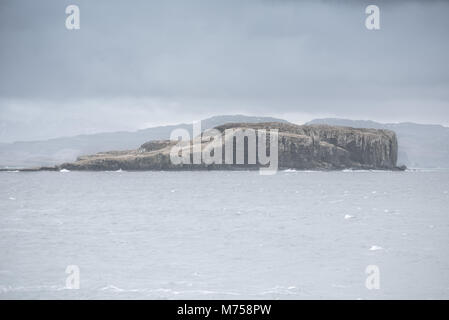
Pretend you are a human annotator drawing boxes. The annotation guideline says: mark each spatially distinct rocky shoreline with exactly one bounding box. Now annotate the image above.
[1,122,406,172]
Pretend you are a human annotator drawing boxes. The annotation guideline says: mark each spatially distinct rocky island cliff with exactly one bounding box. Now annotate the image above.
[41,122,403,171]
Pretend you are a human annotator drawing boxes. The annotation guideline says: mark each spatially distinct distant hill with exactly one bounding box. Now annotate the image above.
[307,118,449,168]
[0,115,287,168]
[3,115,447,169]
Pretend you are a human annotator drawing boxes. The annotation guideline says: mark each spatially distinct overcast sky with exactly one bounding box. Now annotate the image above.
[1,0,448,142]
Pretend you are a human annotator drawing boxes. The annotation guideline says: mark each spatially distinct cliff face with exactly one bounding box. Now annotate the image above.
[58,122,400,171]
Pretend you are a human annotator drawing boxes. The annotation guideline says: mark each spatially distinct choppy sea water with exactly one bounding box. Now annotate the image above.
[0,170,448,300]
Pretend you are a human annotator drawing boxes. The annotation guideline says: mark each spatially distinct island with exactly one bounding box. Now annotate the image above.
[4,122,405,172]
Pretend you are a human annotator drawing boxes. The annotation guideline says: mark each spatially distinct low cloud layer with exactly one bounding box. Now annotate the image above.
[1,0,449,142]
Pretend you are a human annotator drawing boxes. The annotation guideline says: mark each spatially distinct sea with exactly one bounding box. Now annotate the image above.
[1,170,448,299]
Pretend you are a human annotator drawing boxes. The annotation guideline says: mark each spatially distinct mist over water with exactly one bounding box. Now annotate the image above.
[1,170,448,299]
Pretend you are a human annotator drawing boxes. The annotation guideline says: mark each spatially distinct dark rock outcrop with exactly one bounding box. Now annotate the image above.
[52,122,401,171]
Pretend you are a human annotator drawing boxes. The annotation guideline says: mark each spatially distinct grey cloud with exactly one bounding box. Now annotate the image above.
[0,0,448,141]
